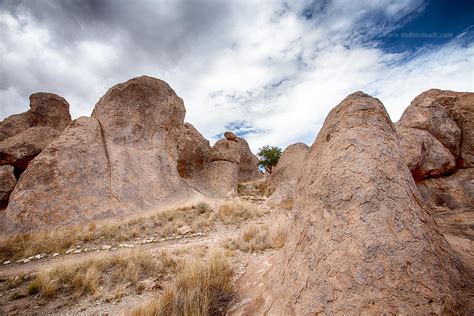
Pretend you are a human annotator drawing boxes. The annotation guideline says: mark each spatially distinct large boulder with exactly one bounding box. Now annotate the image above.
[0,92,71,141]
[3,76,197,231]
[265,142,309,209]
[267,142,309,189]
[397,127,456,180]
[236,136,262,182]
[3,117,114,230]
[0,126,61,171]
[398,89,473,167]
[177,123,211,180]
[194,137,241,197]
[0,165,16,209]
[230,92,472,314]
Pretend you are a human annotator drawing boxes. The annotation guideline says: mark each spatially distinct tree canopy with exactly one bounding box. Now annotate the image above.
[257,145,282,174]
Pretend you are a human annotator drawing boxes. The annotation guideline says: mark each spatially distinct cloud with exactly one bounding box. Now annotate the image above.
[1,0,472,152]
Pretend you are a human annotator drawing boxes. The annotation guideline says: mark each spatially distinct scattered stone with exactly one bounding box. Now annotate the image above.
[177,225,192,235]
[102,245,112,251]
[73,249,81,254]
[3,260,10,265]
[52,253,59,257]
[65,249,74,254]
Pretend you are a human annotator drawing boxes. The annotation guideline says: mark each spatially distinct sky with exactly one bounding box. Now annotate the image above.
[1,0,473,152]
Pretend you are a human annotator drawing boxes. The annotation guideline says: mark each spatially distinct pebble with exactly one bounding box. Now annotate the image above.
[53,253,60,257]
[110,247,117,251]
[102,245,112,250]
[73,249,82,254]
[65,249,74,254]
[3,260,11,265]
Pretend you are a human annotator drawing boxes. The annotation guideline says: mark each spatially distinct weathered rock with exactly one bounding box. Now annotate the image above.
[194,137,241,197]
[237,137,262,182]
[0,92,71,141]
[0,126,61,171]
[399,89,473,167]
[177,123,211,179]
[265,142,309,209]
[231,92,472,314]
[90,75,193,210]
[3,76,198,231]
[0,165,16,208]
[224,131,237,141]
[3,117,114,231]
[267,142,309,189]
[397,127,456,180]
[417,168,474,212]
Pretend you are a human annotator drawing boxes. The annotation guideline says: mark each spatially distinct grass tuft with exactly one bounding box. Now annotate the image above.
[218,200,264,224]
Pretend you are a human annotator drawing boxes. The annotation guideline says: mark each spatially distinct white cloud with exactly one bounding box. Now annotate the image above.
[1,0,472,153]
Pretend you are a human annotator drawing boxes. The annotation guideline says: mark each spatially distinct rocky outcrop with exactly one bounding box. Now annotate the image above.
[237,136,262,182]
[0,92,71,141]
[3,76,197,231]
[194,133,241,197]
[397,89,473,174]
[231,92,472,314]
[0,126,61,171]
[265,142,309,208]
[0,166,16,209]
[177,123,211,180]
[396,127,456,180]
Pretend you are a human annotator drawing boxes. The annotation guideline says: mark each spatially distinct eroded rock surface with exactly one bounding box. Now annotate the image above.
[265,142,309,208]
[3,76,198,231]
[0,93,71,142]
[237,137,262,182]
[231,92,472,314]
[177,123,211,180]
[0,166,16,209]
[0,126,61,171]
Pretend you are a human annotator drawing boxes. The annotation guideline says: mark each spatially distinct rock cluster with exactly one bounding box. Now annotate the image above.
[0,93,71,209]
[0,76,261,230]
[231,92,472,314]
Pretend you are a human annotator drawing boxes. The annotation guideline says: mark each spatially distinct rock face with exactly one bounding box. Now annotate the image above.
[0,126,61,171]
[0,92,71,141]
[231,92,471,314]
[0,166,16,209]
[397,89,473,173]
[236,136,262,182]
[396,127,456,180]
[3,76,196,231]
[177,123,211,180]
[265,142,309,208]
[195,137,241,197]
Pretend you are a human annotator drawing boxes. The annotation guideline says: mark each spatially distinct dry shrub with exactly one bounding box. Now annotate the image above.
[28,250,162,299]
[218,200,264,224]
[0,202,213,262]
[223,215,290,252]
[130,249,233,316]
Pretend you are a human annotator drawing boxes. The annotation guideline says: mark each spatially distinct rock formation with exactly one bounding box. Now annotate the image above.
[2,76,197,231]
[0,166,16,209]
[230,92,472,314]
[0,92,71,142]
[397,89,474,269]
[236,136,262,182]
[194,132,241,197]
[265,142,309,209]
[177,123,211,180]
[0,126,61,171]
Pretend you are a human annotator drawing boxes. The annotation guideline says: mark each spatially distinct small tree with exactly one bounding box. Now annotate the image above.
[257,145,282,174]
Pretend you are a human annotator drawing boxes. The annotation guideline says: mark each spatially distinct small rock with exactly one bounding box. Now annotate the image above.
[3,260,11,265]
[102,245,112,250]
[177,225,192,235]
[110,247,117,251]
[65,249,74,254]
[34,254,42,260]
[73,250,81,254]
[52,253,60,257]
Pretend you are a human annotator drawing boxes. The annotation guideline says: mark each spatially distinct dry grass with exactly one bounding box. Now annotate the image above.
[222,215,290,252]
[0,203,213,262]
[130,249,233,316]
[26,249,174,300]
[218,200,264,224]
